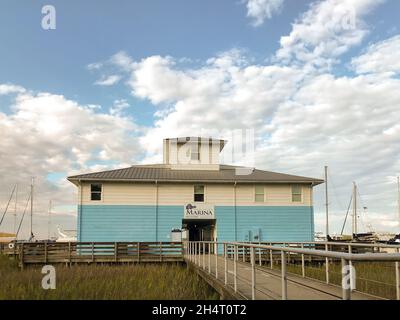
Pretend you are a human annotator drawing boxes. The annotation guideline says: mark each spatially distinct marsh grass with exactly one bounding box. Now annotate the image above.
[0,255,219,300]
[284,257,397,299]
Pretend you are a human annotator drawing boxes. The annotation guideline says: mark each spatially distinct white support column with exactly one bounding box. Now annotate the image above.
[224,243,228,285]
[251,246,256,300]
[325,243,330,284]
[281,250,287,300]
[234,245,238,293]
[215,243,218,279]
[208,243,211,274]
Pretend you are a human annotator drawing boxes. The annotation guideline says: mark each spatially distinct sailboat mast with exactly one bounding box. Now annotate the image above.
[48,200,52,240]
[325,166,329,237]
[352,181,357,237]
[30,177,34,239]
[397,176,400,227]
[14,184,18,234]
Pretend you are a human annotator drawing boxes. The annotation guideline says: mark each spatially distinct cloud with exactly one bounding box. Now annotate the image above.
[351,35,400,75]
[94,74,122,86]
[245,0,284,26]
[116,0,399,234]
[0,83,26,95]
[275,0,385,70]
[0,89,142,238]
[110,99,130,116]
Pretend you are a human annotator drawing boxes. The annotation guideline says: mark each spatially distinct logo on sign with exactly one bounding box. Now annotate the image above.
[184,204,214,219]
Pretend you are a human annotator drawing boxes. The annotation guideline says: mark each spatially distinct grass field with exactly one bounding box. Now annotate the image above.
[0,255,219,300]
[283,257,398,299]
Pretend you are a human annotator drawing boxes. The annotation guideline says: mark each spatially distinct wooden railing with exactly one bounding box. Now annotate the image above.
[19,242,184,266]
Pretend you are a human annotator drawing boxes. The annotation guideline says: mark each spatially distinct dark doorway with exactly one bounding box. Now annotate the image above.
[182,219,216,242]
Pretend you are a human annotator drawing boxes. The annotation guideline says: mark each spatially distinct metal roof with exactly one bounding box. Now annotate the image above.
[67,164,324,185]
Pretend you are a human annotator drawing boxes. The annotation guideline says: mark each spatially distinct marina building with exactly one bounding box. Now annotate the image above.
[68,137,323,243]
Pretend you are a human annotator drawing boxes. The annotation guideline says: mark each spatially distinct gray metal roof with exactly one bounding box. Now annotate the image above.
[67,164,324,185]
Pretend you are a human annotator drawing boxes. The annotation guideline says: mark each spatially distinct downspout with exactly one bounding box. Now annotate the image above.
[234,181,237,241]
[79,179,83,242]
[155,180,158,241]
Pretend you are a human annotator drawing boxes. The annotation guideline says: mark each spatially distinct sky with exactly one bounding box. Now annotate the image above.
[0,0,400,239]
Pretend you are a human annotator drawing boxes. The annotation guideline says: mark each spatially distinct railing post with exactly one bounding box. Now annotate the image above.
[215,243,218,279]
[224,243,228,285]
[348,244,355,290]
[68,242,72,266]
[20,243,24,270]
[198,242,200,266]
[114,242,118,263]
[208,243,211,274]
[281,250,287,300]
[341,258,351,300]
[44,242,48,264]
[242,245,245,262]
[234,244,238,293]
[258,246,262,266]
[203,242,205,270]
[325,243,329,284]
[301,244,305,278]
[270,249,273,269]
[396,248,400,300]
[251,246,256,300]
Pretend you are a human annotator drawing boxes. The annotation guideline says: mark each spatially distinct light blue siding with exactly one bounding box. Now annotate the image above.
[216,206,314,242]
[157,206,184,241]
[78,205,156,242]
[78,205,314,242]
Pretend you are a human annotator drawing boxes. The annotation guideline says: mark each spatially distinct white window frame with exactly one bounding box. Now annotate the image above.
[291,184,302,203]
[194,184,205,202]
[255,185,265,203]
[190,142,200,161]
[90,183,102,201]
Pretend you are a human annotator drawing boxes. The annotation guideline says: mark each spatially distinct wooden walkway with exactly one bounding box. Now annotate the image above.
[187,254,382,300]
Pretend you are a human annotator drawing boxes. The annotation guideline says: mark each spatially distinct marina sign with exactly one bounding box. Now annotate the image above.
[184,203,215,219]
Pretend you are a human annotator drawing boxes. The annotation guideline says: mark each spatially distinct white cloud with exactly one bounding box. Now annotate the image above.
[245,0,284,26]
[0,89,142,238]
[110,99,130,116]
[351,35,400,75]
[0,83,26,95]
[113,0,399,234]
[94,74,122,86]
[276,0,385,70]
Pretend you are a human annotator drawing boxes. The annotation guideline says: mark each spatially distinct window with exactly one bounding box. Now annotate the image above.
[194,185,204,202]
[255,185,265,202]
[292,185,302,202]
[91,183,102,201]
[190,142,200,161]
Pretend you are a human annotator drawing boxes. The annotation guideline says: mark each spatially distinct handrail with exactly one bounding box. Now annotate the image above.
[183,241,400,301]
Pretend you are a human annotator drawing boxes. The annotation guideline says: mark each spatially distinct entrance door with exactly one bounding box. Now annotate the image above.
[182,219,216,241]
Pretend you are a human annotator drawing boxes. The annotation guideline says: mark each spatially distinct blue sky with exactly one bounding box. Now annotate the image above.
[1,0,400,238]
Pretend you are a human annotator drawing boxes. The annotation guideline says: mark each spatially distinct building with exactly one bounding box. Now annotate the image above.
[68,137,323,243]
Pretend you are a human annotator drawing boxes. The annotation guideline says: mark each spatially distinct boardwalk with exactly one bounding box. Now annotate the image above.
[4,240,400,300]
[187,254,379,300]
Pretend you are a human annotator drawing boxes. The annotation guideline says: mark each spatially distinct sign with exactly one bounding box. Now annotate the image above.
[184,203,215,219]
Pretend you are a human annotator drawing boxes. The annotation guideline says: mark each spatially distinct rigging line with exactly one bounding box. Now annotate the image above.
[341,193,353,236]
[0,184,17,227]
[15,193,31,239]
[356,187,370,232]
